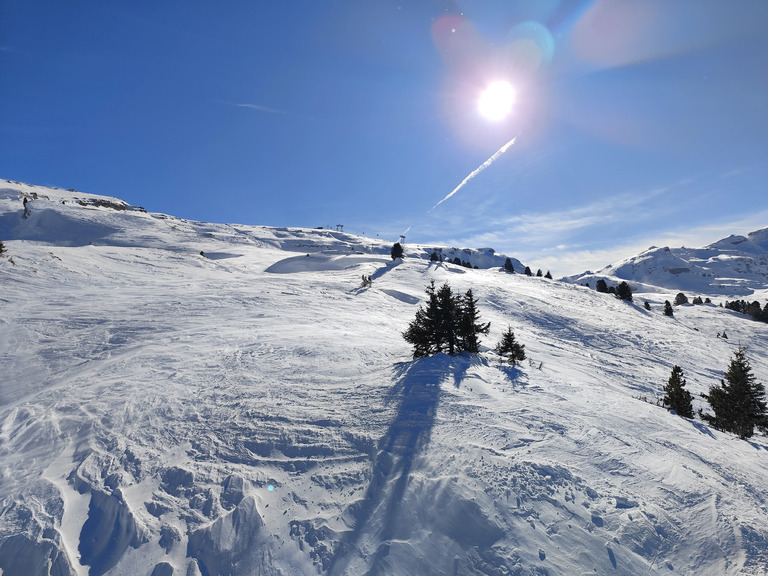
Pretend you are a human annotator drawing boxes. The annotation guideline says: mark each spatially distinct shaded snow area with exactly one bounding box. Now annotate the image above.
[1,180,768,576]
[567,231,768,297]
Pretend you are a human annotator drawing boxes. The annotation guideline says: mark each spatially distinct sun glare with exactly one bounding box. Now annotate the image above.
[478,81,515,121]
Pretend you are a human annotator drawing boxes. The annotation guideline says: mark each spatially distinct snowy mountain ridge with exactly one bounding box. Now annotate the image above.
[1,179,768,576]
[566,229,768,297]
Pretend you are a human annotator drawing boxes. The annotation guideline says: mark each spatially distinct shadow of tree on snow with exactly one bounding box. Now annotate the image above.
[326,355,452,575]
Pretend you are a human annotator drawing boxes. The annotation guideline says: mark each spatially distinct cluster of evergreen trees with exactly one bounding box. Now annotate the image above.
[503,257,551,278]
[403,281,526,364]
[595,279,633,302]
[723,299,768,323]
[663,347,768,439]
[402,281,490,357]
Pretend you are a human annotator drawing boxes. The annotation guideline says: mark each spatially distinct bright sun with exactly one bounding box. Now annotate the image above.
[478,81,515,121]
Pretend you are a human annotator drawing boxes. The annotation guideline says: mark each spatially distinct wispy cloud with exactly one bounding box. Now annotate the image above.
[459,211,768,277]
[234,103,286,115]
[402,182,768,277]
[492,188,667,240]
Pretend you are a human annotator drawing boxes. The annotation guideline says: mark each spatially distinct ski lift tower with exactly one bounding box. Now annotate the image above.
[336,224,344,232]
[398,235,406,244]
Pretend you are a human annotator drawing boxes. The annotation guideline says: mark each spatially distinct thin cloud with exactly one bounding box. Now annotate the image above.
[234,103,286,115]
[510,212,768,277]
[496,188,667,239]
[411,202,768,277]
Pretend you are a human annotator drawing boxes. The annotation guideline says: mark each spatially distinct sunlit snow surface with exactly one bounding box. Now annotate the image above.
[1,180,768,576]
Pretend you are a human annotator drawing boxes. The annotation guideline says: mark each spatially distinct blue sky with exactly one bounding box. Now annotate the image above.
[2,1,768,275]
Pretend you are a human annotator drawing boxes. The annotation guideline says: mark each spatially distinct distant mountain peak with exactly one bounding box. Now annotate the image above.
[566,228,768,296]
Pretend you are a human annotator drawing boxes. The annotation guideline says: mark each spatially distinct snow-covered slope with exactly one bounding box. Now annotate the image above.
[1,180,768,576]
[566,229,768,297]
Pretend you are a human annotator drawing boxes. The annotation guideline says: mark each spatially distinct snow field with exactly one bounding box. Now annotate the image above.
[1,183,768,575]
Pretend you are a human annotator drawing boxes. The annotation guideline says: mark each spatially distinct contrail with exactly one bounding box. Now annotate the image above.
[427,136,517,213]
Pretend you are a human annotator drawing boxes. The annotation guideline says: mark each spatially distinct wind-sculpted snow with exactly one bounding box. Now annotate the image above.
[2,180,768,575]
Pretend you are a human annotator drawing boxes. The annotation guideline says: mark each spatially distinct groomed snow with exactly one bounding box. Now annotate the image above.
[1,181,768,575]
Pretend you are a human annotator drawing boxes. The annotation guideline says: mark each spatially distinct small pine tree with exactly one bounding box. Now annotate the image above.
[692,296,703,305]
[436,282,459,354]
[615,281,633,302]
[403,281,440,358]
[644,301,651,311]
[524,266,532,277]
[595,279,608,293]
[430,251,439,262]
[536,269,543,277]
[544,271,552,279]
[674,292,688,306]
[504,257,515,273]
[496,326,525,365]
[701,347,768,439]
[664,301,674,317]
[457,289,490,353]
[391,242,404,260]
[607,286,616,295]
[663,365,694,418]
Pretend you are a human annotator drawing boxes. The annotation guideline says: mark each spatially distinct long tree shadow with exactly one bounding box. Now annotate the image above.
[370,258,401,282]
[327,355,453,575]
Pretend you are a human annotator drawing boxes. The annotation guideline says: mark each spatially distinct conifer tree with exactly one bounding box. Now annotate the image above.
[644,301,651,311]
[391,242,404,260]
[663,365,693,418]
[0,240,6,255]
[536,269,543,277]
[615,281,633,302]
[701,347,768,439]
[544,271,552,279]
[436,282,459,354]
[674,292,688,306]
[457,289,490,353]
[664,301,674,317]
[496,326,526,365]
[403,282,491,358]
[402,280,439,358]
[504,258,515,273]
[430,251,439,262]
[595,279,608,293]
[524,266,532,276]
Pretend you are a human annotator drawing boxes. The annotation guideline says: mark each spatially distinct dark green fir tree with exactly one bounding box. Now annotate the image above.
[663,365,694,418]
[457,289,490,353]
[496,326,526,365]
[701,347,768,439]
[615,281,633,302]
